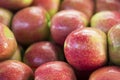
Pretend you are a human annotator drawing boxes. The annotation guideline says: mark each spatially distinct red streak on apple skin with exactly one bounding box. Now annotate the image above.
[89,66,120,80]
[35,61,77,80]
[64,28,107,71]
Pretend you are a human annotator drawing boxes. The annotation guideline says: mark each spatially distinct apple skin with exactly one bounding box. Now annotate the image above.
[60,0,94,19]
[91,11,120,33]
[0,23,17,61]
[50,10,88,45]
[64,28,107,71]
[33,0,60,17]
[0,60,33,80]
[0,8,13,27]
[0,0,33,10]
[96,0,120,12]
[23,41,64,70]
[89,66,120,80]
[12,6,50,46]
[108,24,120,65]
[35,61,77,80]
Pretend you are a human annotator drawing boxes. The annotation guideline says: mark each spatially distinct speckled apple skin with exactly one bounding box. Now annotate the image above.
[108,24,120,65]
[89,66,120,80]
[35,61,76,80]
[51,10,88,45]
[0,60,33,80]
[64,28,107,71]
[12,7,50,45]
[33,0,60,17]
[91,11,120,33]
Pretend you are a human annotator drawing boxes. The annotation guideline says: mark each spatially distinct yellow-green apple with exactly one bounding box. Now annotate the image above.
[0,60,33,80]
[108,24,120,65]
[24,41,64,70]
[64,28,107,72]
[35,61,77,80]
[0,23,17,61]
[12,6,50,46]
[89,66,120,80]
[91,11,120,33]
[60,0,94,19]
[0,8,13,27]
[33,0,60,17]
[96,0,120,12]
[0,0,33,10]
[50,10,88,45]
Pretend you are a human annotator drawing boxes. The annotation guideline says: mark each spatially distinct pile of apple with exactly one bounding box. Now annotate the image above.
[0,0,120,80]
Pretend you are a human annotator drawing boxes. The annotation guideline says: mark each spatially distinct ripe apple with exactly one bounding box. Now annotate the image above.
[33,0,60,17]
[108,24,120,65]
[0,60,33,80]
[50,10,88,45]
[0,0,33,10]
[64,28,107,71]
[91,11,120,33]
[35,61,77,80]
[96,0,120,12]
[89,66,120,80]
[0,8,13,27]
[24,41,64,70]
[0,23,17,61]
[60,0,94,19]
[12,6,50,46]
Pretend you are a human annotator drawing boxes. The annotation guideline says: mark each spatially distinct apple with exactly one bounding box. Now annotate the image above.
[0,8,13,27]
[91,11,120,33]
[50,10,88,45]
[33,0,60,17]
[24,41,64,70]
[35,61,77,80]
[96,0,120,12]
[89,66,120,80]
[0,60,33,80]
[12,6,50,46]
[64,28,107,72]
[108,24,120,65]
[0,23,17,61]
[60,0,94,19]
[0,0,33,10]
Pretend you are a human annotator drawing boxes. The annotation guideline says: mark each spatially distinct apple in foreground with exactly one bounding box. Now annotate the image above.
[0,8,13,27]
[64,28,107,71]
[33,0,60,17]
[24,41,64,70]
[12,6,50,46]
[89,66,120,80]
[91,11,120,33]
[108,24,120,65]
[0,60,33,80]
[35,61,76,80]
[0,0,33,10]
[50,10,88,45]
[0,23,17,61]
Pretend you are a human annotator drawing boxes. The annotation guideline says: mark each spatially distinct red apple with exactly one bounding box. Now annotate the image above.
[60,0,94,19]
[35,61,77,80]
[0,8,13,27]
[12,6,50,46]
[0,23,17,61]
[0,60,33,80]
[33,0,60,17]
[96,0,120,12]
[50,10,88,45]
[91,11,120,33]
[64,28,107,71]
[89,66,120,80]
[0,0,33,10]
[24,41,64,70]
